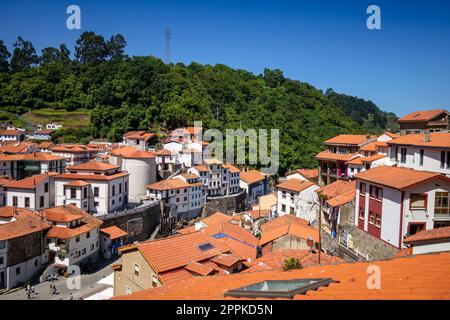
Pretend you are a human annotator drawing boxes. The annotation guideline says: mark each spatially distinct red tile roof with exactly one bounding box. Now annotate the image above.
[240,170,265,184]
[113,252,450,300]
[156,149,173,156]
[316,180,356,207]
[315,151,360,162]
[398,109,448,122]
[192,165,209,172]
[211,253,245,268]
[146,178,190,191]
[100,225,128,240]
[184,261,216,276]
[286,169,319,179]
[123,131,155,141]
[0,207,50,241]
[63,180,91,187]
[403,226,450,243]
[67,161,119,171]
[110,146,156,159]
[324,135,376,145]
[176,212,241,235]
[354,166,450,190]
[50,144,99,153]
[359,141,378,152]
[2,173,54,189]
[360,154,387,163]
[387,132,450,148]
[276,178,315,193]
[55,171,129,181]
[222,164,240,173]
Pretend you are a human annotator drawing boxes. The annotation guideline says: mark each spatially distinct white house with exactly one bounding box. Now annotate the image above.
[28,129,54,141]
[46,123,62,130]
[403,226,450,255]
[50,144,100,167]
[109,146,157,202]
[99,226,128,260]
[387,132,450,176]
[122,131,156,151]
[0,129,21,142]
[175,172,206,218]
[354,166,450,249]
[3,172,57,210]
[146,178,191,219]
[276,178,320,223]
[43,205,102,268]
[239,169,268,208]
[53,162,129,216]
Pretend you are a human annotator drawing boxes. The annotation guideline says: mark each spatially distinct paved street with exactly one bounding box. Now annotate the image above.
[0,257,119,300]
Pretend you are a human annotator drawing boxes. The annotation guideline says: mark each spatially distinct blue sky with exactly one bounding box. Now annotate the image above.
[1,0,449,117]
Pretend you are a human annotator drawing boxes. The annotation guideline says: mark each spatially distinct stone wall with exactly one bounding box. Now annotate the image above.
[203,191,246,217]
[99,203,161,243]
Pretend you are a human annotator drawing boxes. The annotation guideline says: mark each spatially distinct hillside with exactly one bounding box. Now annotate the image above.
[0,32,397,173]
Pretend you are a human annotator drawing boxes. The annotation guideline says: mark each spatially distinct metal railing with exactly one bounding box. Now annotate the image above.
[338,236,374,261]
[98,200,160,220]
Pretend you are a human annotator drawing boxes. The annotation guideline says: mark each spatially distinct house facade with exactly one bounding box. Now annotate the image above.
[397,109,449,135]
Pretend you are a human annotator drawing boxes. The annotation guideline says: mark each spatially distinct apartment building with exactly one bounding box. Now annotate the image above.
[276,178,319,222]
[354,166,450,249]
[0,152,65,180]
[239,169,268,208]
[54,162,129,216]
[397,109,449,135]
[0,129,22,142]
[3,173,57,210]
[43,205,102,268]
[0,207,51,289]
[122,131,156,151]
[50,144,100,166]
[175,173,206,218]
[387,132,450,176]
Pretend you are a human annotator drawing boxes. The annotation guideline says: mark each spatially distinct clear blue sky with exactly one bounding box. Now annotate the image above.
[1,0,449,117]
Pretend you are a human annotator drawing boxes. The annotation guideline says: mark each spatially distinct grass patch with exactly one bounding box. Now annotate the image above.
[21,108,90,128]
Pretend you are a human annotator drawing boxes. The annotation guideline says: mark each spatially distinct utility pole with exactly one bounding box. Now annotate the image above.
[165,28,172,64]
[318,203,322,265]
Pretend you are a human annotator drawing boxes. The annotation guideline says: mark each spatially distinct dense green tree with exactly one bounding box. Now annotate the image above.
[75,31,108,64]
[10,36,39,71]
[0,40,11,72]
[107,34,127,61]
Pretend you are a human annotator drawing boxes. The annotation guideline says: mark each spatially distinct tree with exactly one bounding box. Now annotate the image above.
[40,47,60,65]
[283,258,303,271]
[75,31,108,64]
[10,36,38,71]
[0,40,11,72]
[107,34,127,61]
[59,44,71,63]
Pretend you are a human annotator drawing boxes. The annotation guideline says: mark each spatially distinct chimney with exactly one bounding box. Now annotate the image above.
[424,130,431,143]
[366,133,370,139]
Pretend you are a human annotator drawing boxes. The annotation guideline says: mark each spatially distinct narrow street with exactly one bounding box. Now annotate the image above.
[0,257,119,300]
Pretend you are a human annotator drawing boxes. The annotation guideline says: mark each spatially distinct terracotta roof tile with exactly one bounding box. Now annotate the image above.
[398,109,448,122]
[387,132,450,148]
[156,149,173,156]
[67,161,119,171]
[359,141,378,152]
[286,169,319,179]
[316,180,356,207]
[315,151,360,162]
[176,212,240,235]
[240,170,265,184]
[110,146,156,159]
[192,165,208,172]
[324,135,376,145]
[159,268,194,284]
[55,171,129,181]
[211,253,245,268]
[276,178,315,193]
[63,180,91,187]
[2,173,53,189]
[222,164,240,173]
[360,154,387,163]
[146,178,190,191]
[100,225,128,240]
[113,252,450,300]
[404,226,450,243]
[123,131,155,141]
[354,166,450,190]
[0,207,51,241]
[259,215,318,246]
[185,261,216,276]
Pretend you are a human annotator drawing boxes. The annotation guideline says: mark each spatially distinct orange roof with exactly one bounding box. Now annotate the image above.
[37,141,54,149]
[203,222,259,248]
[123,131,155,141]
[387,132,450,148]
[180,173,199,180]
[110,146,156,159]
[0,129,20,136]
[177,212,241,235]
[259,221,319,246]
[55,171,129,181]
[0,207,50,241]
[20,152,64,161]
[2,173,53,189]
[67,161,119,171]
[43,205,102,239]
[398,109,448,122]
[146,178,190,191]
[222,164,240,173]
[122,232,230,276]
[261,214,310,233]
[315,151,360,162]
[240,170,265,184]
[192,165,208,172]
[354,166,450,190]
[360,154,387,163]
[243,249,343,273]
[64,180,91,187]
[156,149,173,156]
[316,180,356,207]
[286,168,318,179]
[346,156,364,165]
[184,261,215,276]
[384,132,399,139]
[50,144,98,153]
[113,252,450,300]
[359,141,378,152]
[0,142,33,154]
[100,225,128,240]
[276,178,314,193]
[211,253,245,268]
[324,135,376,146]
[245,209,272,220]
[404,226,450,243]
[159,268,194,284]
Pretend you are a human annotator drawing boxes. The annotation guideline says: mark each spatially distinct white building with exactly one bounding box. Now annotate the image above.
[28,129,54,141]
[387,132,450,176]
[54,162,129,216]
[403,226,450,255]
[99,226,128,260]
[43,205,102,268]
[0,129,21,142]
[239,169,268,208]
[50,144,100,167]
[354,166,450,249]
[3,173,57,210]
[146,178,191,219]
[175,173,206,217]
[276,178,320,223]
[122,131,156,151]
[46,123,62,130]
[109,146,157,202]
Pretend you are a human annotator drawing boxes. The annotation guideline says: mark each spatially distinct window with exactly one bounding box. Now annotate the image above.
[39,196,44,208]
[24,197,30,208]
[34,259,38,267]
[125,182,128,191]
[90,244,94,251]
[282,191,286,199]
[369,186,382,200]
[224,278,335,299]
[83,187,87,198]
[134,264,140,276]
[419,149,424,166]
[94,187,99,197]
[94,201,99,207]
[435,192,450,215]
[125,286,132,295]
[408,223,425,236]
[0,256,4,265]
[441,151,446,169]
[360,183,366,195]
[359,207,365,220]
[86,231,90,239]
[410,194,427,210]
[152,275,158,287]
[447,151,450,169]
[400,148,407,163]
[369,212,375,225]
[70,188,76,199]
[290,207,295,215]
[16,267,21,275]
[82,248,86,255]
[44,182,49,193]
[112,185,116,196]
[374,214,381,228]
[76,236,80,243]
[282,204,286,212]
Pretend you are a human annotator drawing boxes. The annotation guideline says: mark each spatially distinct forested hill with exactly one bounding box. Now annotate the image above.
[0,32,398,173]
